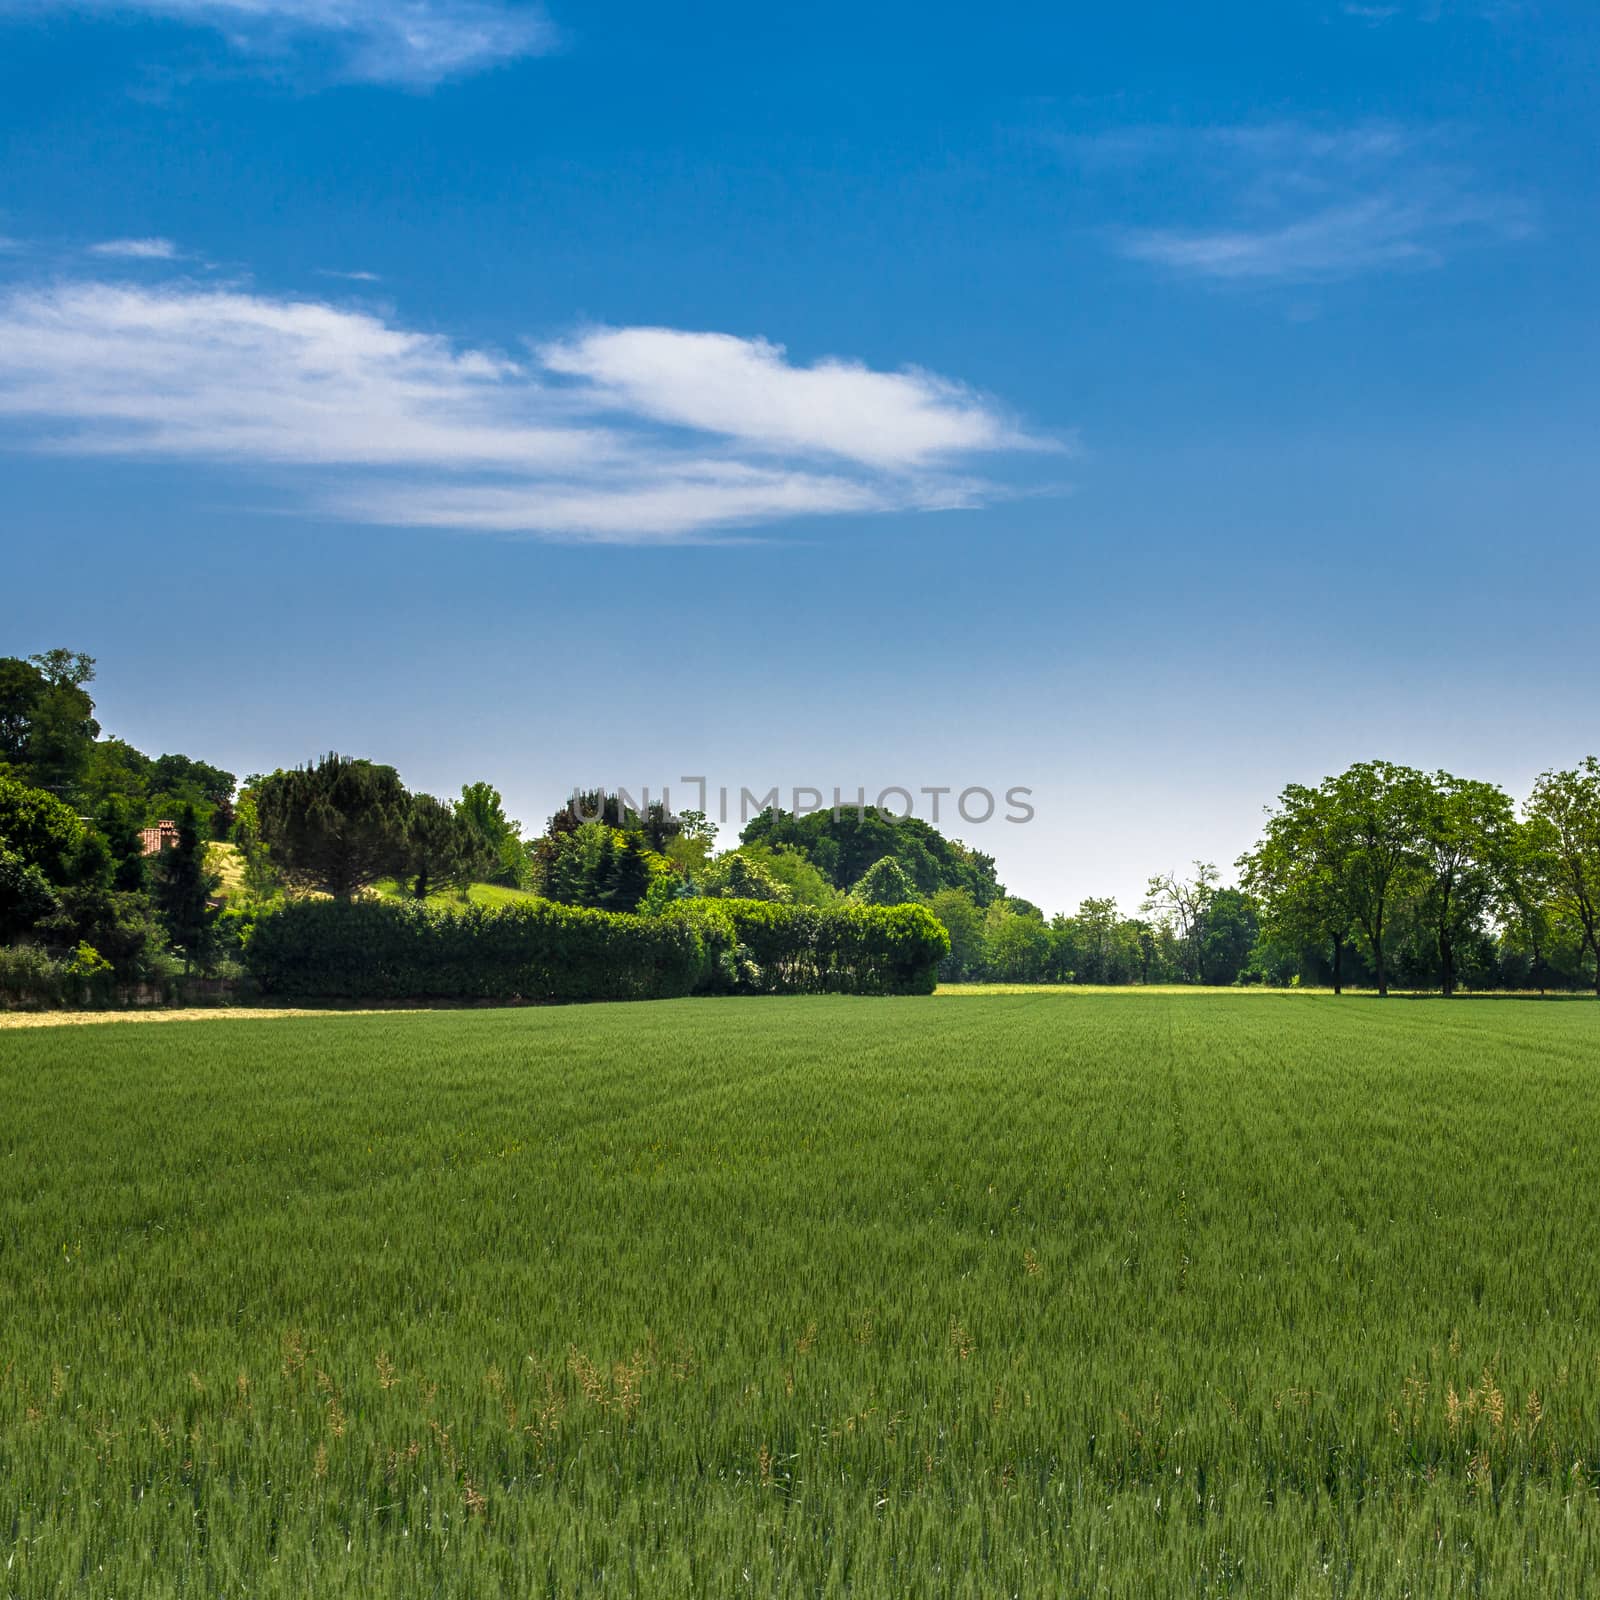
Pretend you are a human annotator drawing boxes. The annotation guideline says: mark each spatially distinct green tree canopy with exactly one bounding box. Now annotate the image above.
[700,851,792,903]
[0,651,100,799]
[983,900,1051,983]
[741,806,1003,903]
[458,782,530,888]
[927,887,985,981]
[1196,887,1259,986]
[1526,758,1600,997]
[0,772,88,885]
[0,846,60,942]
[253,754,411,900]
[1415,773,1515,997]
[403,793,491,900]
[848,856,919,906]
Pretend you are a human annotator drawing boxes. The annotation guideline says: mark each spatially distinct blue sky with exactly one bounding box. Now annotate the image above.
[2,0,1597,912]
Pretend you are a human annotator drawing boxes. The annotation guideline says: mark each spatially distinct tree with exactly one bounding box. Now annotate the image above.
[1240,783,1355,993]
[603,834,653,913]
[1501,818,1559,994]
[0,845,60,942]
[1141,862,1219,984]
[639,802,683,854]
[149,753,237,838]
[700,851,791,903]
[731,843,836,907]
[98,795,148,893]
[742,806,1004,904]
[1065,897,1122,984]
[230,788,281,904]
[1322,761,1431,997]
[80,738,153,815]
[253,754,410,899]
[928,887,985,981]
[458,782,530,888]
[1526,759,1600,997]
[153,804,219,971]
[0,772,87,885]
[1196,888,1259,986]
[848,856,919,906]
[404,793,487,900]
[29,649,96,690]
[983,900,1050,982]
[663,810,717,877]
[1416,773,1514,997]
[0,650,100,797]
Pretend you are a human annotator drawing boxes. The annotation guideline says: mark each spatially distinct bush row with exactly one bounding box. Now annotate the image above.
[244,897,949,1001]
[0,943,240,1011]
[668,899,949,996]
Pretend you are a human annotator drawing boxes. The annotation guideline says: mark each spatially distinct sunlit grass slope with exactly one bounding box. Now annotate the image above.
[4,994,1600,1596]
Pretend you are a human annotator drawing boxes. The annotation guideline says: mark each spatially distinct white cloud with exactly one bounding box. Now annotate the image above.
[1,0,553,86]
[89,236,181,260]
[1068,121,1527,285]
[0,277,1039,541]
[539,327,1034,470]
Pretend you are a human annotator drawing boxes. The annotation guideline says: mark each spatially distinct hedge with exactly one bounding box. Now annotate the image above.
[245,898,704,1001]
[244,896,949,1001]
[666,899,949,996]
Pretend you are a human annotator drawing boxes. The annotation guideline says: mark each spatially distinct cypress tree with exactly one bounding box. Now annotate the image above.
[154,803,219,971]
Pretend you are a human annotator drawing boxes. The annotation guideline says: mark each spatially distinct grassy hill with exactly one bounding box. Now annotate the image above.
[202,844,539,913]
[370,876,541,912]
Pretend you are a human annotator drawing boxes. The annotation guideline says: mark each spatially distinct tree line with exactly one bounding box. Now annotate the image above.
[3,646,1598,998]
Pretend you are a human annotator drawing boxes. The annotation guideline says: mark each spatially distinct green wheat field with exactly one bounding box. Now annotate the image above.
[4,992,1600,1597]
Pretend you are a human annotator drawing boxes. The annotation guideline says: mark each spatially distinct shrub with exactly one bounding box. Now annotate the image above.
[0,941,117,1008]
[245,897,706,1002]
[0,943,69,1007]
[666,899,948,996]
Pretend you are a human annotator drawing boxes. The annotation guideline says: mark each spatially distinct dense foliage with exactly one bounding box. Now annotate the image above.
[742,804,1003,903]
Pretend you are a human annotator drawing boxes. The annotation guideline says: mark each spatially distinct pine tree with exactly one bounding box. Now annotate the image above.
[604,835,653,913]
[589,828,618,910]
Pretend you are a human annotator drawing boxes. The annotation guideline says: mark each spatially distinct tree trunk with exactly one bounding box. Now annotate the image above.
[1332,937,1343,996]
[1439,930,1454,998]
[1374,917,1387,997]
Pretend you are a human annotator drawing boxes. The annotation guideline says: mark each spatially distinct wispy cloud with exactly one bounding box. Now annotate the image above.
[1,0,553,87]
[88,236,181,260]
[1338,1,1527,22]
[0,276,1045,541]
[1066,121,1528,285]
[317,268,382,282]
